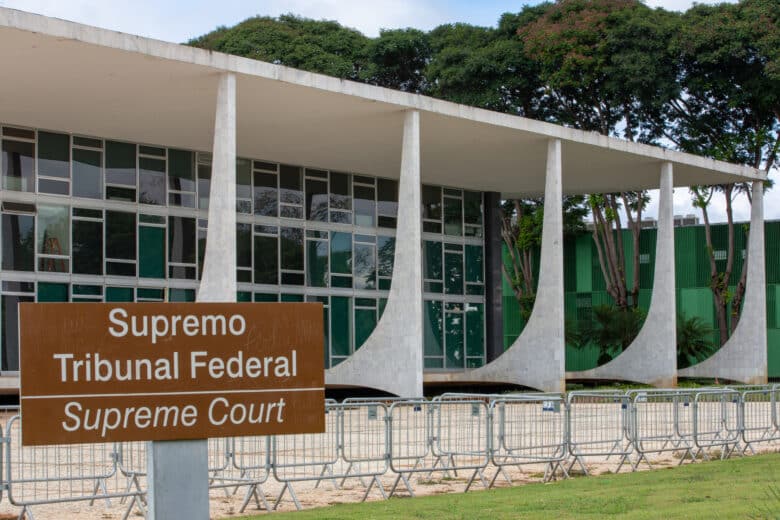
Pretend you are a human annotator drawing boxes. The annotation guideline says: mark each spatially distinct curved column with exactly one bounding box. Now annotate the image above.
[325,110,423,397]
[569,162,677,387]
[679,181,767,384]
[426,138,565,392]
[148,72,236,520]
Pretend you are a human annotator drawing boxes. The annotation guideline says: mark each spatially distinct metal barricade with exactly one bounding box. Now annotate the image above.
[4,415,143,520]
[337,402,390,500]
[269,402,342,510]
[693,389,741,459]
[388,400,489,497]
[567,391,632,475]
[740,388,780,452]
[628,389,697,470]
[489,395,567,484]
[229,435,271,512]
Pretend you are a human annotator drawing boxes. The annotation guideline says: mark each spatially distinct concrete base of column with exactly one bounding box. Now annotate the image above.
[147,440,209,520]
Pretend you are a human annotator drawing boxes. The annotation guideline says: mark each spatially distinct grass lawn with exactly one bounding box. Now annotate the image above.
[242,452,780,519]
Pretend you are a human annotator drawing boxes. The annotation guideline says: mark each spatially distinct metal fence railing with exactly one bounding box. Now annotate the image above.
[1,386,778,518]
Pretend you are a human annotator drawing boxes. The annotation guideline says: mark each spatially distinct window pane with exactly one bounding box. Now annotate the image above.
[38,131,70,179]
[106,211,136,260]
[169,289,195,302]
[237,223,252,268]
[254,293,277,302]
[377,178,398,228]
[72,148,103,199]
[466,303,484,361]
[139,225,166,278]
[168,216,196,264]
[355,307,376,350]
[330,172,351,210]
[445,250,464,295]
[445,308,464,368]
[253,171,277,217]
[444,197,463,236]
[424,241,442,280]
[377,236,395,278]
[330,232,352,274]
[198,161,211,210]
[236,158,252,212]
[422,185,441,221]
[306,178,328,221]
[307,240,328,287]
[105,141,136,187]
[2,214,35,271]
[465,245,484,283]
[2,294,33,370]
[354,184,375,227]
[254,235,278,284]
[168,149,195,191]
[37,205,70,273]
[72,219,103,275]
[2,139,35,192]
[38,282,68,302]
[353,242,375,290]
[139,157,166,205]
[330,296,351,359]
[464,191,482,225]
[279,165,302,205]
[280,227,304,272]
[424,300,443,358]
[106,286,134,302]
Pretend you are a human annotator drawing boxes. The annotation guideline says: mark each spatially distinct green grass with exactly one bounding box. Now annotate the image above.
[242,453,780,520]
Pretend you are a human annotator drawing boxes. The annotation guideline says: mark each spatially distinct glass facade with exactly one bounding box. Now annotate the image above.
[0,124,485,372]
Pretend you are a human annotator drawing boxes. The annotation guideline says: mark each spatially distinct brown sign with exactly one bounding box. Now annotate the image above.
[20,303,325,446]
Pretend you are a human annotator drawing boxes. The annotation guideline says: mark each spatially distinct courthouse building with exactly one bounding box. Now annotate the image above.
[0,8,767,397]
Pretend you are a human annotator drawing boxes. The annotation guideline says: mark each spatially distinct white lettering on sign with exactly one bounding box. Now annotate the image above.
[107,308,247,344]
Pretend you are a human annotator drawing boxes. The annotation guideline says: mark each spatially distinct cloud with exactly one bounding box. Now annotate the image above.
[643,0,737,11]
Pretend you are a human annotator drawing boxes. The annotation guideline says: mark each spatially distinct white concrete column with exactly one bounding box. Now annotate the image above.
[679,180,767,383]
[426,138,565,392]
[147,72,236,520]
[325,110,423,397]
[570,162,677,387]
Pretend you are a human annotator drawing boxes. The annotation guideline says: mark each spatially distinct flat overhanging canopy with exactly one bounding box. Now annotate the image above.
[0,8,765,197]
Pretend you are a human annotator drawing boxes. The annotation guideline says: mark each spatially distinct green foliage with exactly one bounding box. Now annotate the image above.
[569,304,645,365]
[676,313,716,369]
[361,29,430,92]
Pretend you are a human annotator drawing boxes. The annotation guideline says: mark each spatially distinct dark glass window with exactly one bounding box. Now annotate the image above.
[330,232,352,274]
[237,223,252,282]
[105,141,136,201]
[72,219,103,275]
[72,148,102,199]
[445,304,464,368]
[2,294,33,370]
[37,205,70,273]
[466,303,485,367]
[330,296,352,363]
[138,157,166,205]
[2,139,35,192]
[1,214,34,271]
[279,165,303,218]
[198,156,211,210]
[329,171,351,223]
[105,211,136,276]
[377,178,398,228]
[424,300,443,368]
[139,225,165,279]
[354,184,375,227]
[444,196,463,236]
[38,131,70,194]
[168,216,197,279]
[236,159,252,213]
[353,242,376,290]
[355,302,377,350]
[253,171,277,217]
[280,227,304,272]
[168,149,196,207]
[445,246,464,295]
[422,185,442,233]
[307,239,328,287]
[306,178,328,221]
[254,235,278,284]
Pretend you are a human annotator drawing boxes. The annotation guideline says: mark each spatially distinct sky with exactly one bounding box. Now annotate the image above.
[0,0,769,224]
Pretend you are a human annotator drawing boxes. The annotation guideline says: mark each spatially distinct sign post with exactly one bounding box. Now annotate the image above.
[19,302,324,514]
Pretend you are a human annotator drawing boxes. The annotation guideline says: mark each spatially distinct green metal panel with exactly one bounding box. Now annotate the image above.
[575,235,592,293]
[769,328,780,379]
[37,282,68,302]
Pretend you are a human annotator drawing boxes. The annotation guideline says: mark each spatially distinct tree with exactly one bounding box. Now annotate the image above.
[676,313,716,369]
[519,0,677,313]
[667,1,779,344]
[361,28,431,93]
[500,196,587,319]
[188,14,371,80]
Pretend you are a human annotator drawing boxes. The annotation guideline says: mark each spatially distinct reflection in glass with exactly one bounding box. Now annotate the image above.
[280,227,304,272]
[168,216,196,264]
[72,148,102,199]
[279,165,302,205]
[72,219,103,275]
[253,171,277,217]
[38,131,70,181]
[1,214,34,271]
[306,178,328,222]
[2,140,35,192]
[139,157,165,205]
[353,242,375,290]
[37,205,70,272]
[254,235,278,284]
[353,185,375,227]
